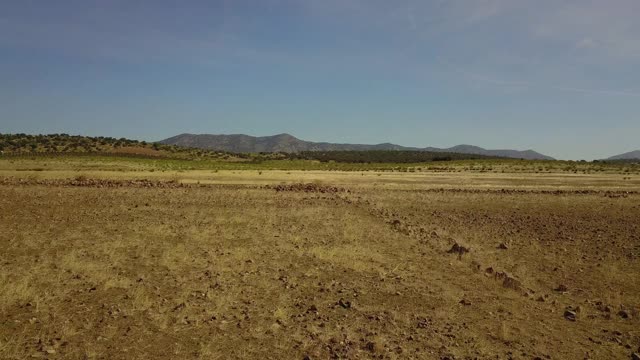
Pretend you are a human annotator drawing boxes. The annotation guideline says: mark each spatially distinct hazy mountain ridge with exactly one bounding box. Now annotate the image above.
[160,133,554,160]
[606,150,640,160]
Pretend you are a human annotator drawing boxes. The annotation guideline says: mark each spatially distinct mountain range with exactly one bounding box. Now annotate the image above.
[606,150,640,160]
[160,133,555,160]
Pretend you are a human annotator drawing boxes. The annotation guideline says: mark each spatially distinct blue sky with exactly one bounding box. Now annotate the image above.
[1,0,638,160]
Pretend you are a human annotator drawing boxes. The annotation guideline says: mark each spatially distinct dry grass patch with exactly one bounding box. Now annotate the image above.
[1,171,639,359]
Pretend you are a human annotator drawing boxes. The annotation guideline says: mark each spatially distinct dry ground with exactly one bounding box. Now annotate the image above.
[1,168,639,359]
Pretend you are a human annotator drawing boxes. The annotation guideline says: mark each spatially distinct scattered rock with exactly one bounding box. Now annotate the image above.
[268,183,348,194]
[337,298,352,309]
[555,284,569,292]
[595,301,613,313]
[447,243,470,257]
[494,271,522,291]
[564,310,577,321]
[365,341,383,353]
[416,317,431,329]
[2,177,190,188]
[618,310,631,319]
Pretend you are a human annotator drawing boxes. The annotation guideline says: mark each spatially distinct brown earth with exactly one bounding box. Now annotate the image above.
[1,174,639,359]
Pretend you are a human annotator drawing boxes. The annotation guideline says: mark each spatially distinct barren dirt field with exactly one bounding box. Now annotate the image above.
[1,164,639,359]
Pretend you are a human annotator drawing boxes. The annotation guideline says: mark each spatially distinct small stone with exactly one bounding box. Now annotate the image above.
[555,284,568,292]
[365,342,375,352]
[632,353,640,360]
[447,243,470,256]
[459,299,472,306]
[497,243,508,250]
[536,296,546,302]
[605,305,612,313]
[618,310,631,319]
[337,298,351,309]
[365,341,383,353]
[564,310,577,321]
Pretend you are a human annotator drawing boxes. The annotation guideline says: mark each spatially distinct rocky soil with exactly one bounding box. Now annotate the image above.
[0,180,638,359]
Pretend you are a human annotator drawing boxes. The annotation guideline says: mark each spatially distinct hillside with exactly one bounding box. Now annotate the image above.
[160,133,554,160]
[607,150,640,160]
[0,133,244,160]
[159,133,410,153]
[425,144,554,160]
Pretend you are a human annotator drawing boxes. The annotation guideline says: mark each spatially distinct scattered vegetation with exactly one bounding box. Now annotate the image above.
[0,133,247,160]
[288,150,497,163]
[1,133,638,174]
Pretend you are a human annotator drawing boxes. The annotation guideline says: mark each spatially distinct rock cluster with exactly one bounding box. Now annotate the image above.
[0,177,189,188]
[268,183,349,194]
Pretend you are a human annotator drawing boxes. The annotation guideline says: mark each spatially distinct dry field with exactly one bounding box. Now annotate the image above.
[1,164,639,359]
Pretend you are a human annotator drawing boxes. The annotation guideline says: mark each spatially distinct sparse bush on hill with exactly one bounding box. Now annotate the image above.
[0,133,238,160]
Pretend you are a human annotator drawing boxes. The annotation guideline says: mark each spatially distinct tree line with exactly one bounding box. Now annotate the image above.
[286,150,497,163]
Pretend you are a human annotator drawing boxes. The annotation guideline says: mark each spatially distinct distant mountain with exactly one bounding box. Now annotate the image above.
[606,150,640,160]
[425,144,554,160]
[159,133,405,153]
[160,133,554,160]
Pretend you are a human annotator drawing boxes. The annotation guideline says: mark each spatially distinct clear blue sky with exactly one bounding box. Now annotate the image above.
[1,0,638,160]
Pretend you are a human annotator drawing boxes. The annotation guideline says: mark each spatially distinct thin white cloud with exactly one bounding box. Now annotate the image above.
[575,37,597,49]
[464,71,640,97]
[530,0,640,60]
[552,86,640,97]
